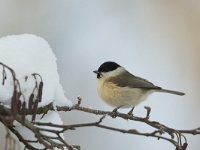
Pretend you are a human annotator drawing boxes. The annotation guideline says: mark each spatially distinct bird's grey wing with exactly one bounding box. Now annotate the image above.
[108,71,161,90]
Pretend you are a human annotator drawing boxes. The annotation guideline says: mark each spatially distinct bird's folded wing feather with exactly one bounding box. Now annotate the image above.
[108,71,161,90]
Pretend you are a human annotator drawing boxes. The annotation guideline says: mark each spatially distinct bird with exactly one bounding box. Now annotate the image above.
[93,61,185,113]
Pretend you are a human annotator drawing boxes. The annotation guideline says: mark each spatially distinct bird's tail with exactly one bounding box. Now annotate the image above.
[158,88,185,96]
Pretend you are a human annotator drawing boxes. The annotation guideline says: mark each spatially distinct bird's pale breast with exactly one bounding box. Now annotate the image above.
[97,79,152,108]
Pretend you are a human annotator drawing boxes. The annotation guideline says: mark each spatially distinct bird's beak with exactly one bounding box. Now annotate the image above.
[93,70,102,78]
[93,70,99,74]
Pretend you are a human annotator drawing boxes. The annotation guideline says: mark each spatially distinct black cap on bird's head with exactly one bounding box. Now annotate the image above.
[93,61,120,78]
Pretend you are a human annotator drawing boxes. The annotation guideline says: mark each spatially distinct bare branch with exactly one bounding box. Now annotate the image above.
[0,62,199,150]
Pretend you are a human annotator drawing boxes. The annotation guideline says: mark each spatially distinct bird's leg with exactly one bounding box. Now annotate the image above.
[112,106,122,113]
[127,106,135,116]
[144,106,151,120]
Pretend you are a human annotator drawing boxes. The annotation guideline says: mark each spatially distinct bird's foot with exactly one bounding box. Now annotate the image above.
[111,106,122,118]
[127,107,135,117]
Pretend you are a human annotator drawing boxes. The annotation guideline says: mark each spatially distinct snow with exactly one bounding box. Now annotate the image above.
[0,34,72,107]
[0,34,72,149]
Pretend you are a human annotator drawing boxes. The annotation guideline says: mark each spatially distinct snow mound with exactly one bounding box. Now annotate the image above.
[0,34,72,107]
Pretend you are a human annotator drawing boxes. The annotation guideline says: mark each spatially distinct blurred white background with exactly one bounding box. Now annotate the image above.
[0,0,200,149]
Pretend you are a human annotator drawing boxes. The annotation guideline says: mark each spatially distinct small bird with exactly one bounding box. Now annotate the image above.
[93,61,185,111]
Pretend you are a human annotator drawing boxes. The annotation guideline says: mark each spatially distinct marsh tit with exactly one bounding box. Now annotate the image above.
[93,61,185,109]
